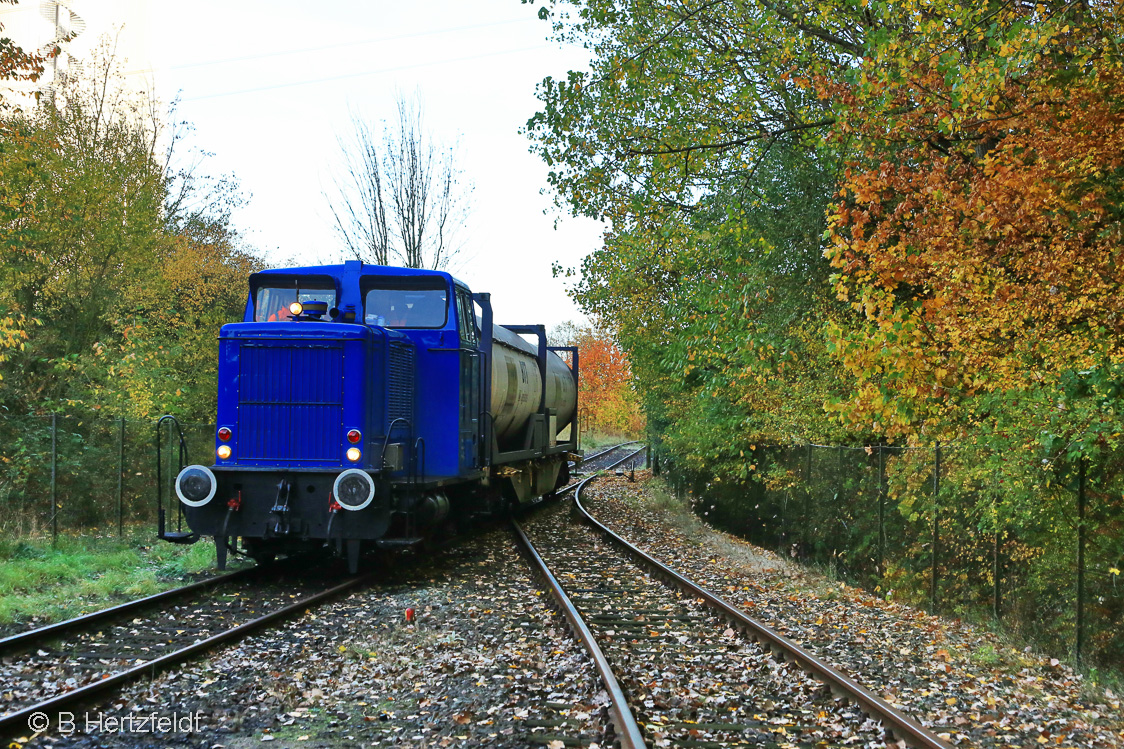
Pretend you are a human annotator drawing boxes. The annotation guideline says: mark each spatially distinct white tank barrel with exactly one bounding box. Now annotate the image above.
[489,325,576,443]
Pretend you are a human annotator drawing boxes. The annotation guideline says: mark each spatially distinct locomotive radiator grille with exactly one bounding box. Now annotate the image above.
[387,342,414,426]
[237,343,344,461]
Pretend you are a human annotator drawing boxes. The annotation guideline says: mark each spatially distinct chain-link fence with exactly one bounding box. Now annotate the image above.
[0,414,215,540]
[665,443,1124,669]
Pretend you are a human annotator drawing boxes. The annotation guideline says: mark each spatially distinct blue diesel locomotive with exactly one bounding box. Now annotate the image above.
[166,261,578,572]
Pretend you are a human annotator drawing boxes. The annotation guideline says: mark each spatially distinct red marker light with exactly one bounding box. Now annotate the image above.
[217,427,232,442]
[347,429,362,444]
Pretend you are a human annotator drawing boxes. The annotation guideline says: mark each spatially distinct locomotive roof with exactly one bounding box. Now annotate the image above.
[252,262,469,289]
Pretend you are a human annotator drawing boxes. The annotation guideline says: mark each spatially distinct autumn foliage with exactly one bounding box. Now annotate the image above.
[530,0,1124,664]
[0,41,257,421]
[824,17,1124,443]
[555,321,644,437]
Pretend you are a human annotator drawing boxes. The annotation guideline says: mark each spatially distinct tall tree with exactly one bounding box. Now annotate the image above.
[0,0,52,393]
[327,92,471,269]
[529,0,1124,664]
[0,36,258,419]
[554,320,645,436]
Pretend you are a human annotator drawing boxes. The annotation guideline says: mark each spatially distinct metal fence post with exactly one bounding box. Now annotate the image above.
[117,417,125,537]
[877,444,885,582]
[1076,456,1087,664]
[777,450,787,549]
[930,443,941,614]
[804,443,813,555]
[50,412,58,545]
[992,462,1001,620]
[837,445,844,549]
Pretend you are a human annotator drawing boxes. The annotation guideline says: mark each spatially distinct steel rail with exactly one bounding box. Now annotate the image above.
[604,445,646,472]
[511,485,648,749]
[550,444,645,498]
[0,567,258,655]
[0,573,375,736]
[580,441,639,465]
[573,480,952,749]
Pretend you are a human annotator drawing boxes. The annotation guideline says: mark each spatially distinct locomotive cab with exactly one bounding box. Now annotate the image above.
[170,261,578,573]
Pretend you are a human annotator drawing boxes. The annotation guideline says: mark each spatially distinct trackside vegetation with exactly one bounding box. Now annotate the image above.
[0,33,259,542]
[0,41,258,424]
[527,0,1124,668]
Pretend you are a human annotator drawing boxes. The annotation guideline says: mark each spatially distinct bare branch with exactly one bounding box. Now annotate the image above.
[327,91,470,269]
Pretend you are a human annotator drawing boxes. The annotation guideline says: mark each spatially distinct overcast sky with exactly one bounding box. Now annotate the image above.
[28,0,605,330]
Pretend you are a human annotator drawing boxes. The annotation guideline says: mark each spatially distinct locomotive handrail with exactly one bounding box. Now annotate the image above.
[155,415,197,543]
[474,291,494,467]
[464,348,486,470]
[480,410,495,469]
[379,417,412,473]
[412,437,426,488]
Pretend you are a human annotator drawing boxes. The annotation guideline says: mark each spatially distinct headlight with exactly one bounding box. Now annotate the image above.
[176,465,217,507]
[346,447,361,462]
[289,301,304,315]
[217,445,232,460]
[333,469,375,511]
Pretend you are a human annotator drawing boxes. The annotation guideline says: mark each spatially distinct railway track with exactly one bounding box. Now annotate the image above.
[513,476,950,749]
[0,562,373,737]
[605,445,646,473]
[0,566,258,651]
[1,443,644,743]
[576,442,643,473]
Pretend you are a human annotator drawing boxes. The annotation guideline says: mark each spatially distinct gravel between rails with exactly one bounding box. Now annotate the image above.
[12,523,606,749]
[583,472,1124,749]
[1,569,340,720]
[522,498,893,748]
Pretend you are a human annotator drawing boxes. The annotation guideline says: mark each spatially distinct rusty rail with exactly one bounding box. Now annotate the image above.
[573,478,951,749]
[511,477,647,749]
[0,573,374,736]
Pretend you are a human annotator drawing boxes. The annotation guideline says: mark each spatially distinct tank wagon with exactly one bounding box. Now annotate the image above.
[165,261,578,572]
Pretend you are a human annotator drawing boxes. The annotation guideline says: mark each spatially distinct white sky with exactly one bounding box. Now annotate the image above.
[14,0,604,331]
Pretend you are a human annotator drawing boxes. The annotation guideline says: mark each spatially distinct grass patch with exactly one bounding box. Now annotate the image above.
[1081,664,1124,706]
[0,527,230,627]
[969,643,1006,668]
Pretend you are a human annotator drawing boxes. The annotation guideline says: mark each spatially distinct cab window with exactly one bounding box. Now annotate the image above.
[456,289,479,345]
[364,278,448,328]
[254,283,337,322]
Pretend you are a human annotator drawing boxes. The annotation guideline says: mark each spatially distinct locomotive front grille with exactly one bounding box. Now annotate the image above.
[237,343,344,462]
